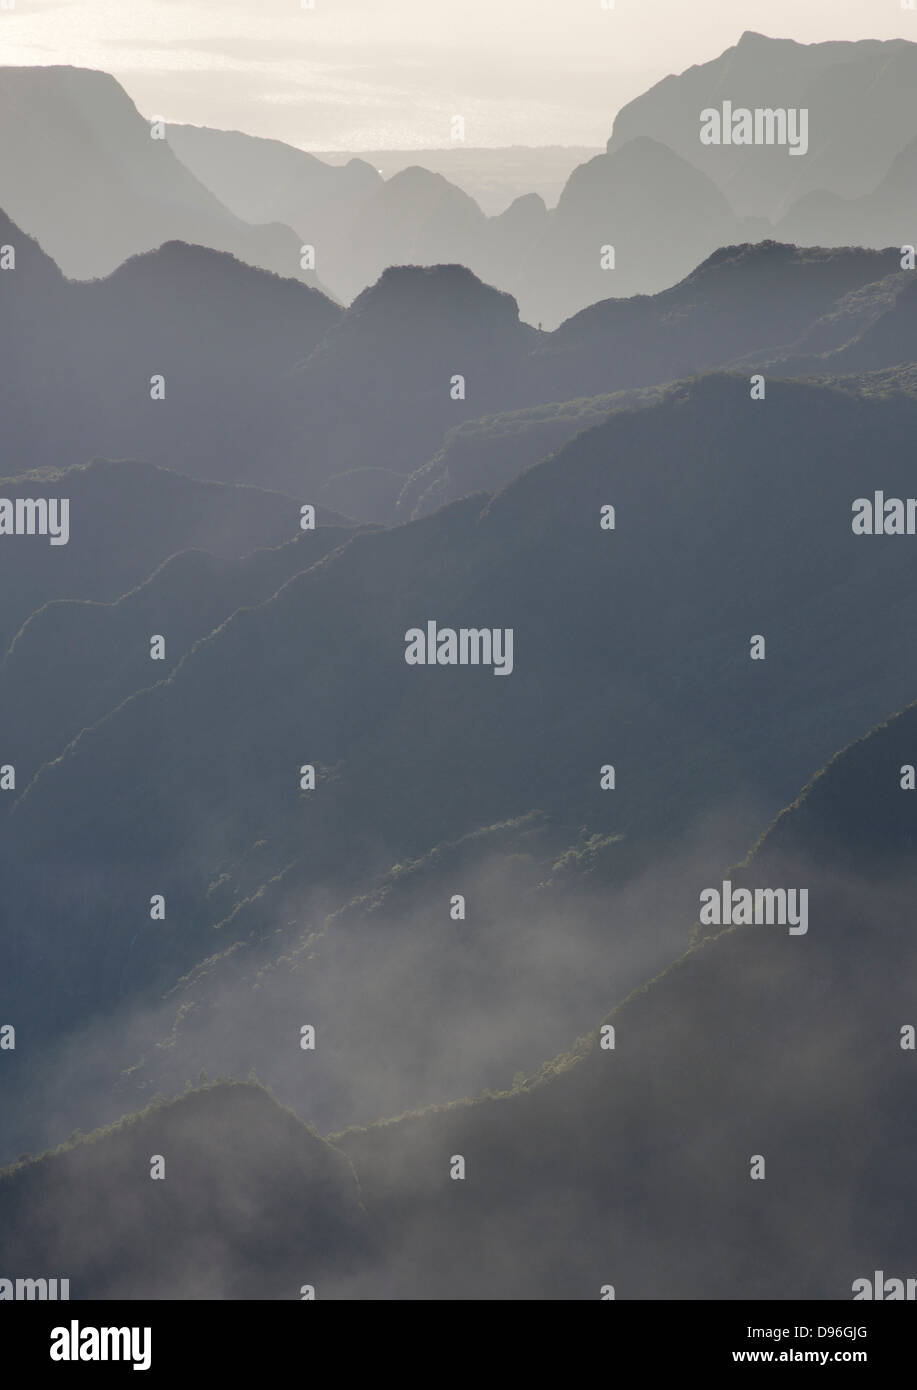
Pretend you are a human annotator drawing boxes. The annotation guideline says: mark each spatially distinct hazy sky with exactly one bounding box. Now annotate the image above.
[0,0,914,149]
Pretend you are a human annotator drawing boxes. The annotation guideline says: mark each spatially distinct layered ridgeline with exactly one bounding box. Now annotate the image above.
[608,31,917,220]
[778,133,917,251]
[0,523,361,795]
[168,34,917,324]
[599,32,917,327]
[0,207,540,521]
[7,209,907,525]
[267,264,538,515]
[6,40,917,327]
[2,694,916,1298]
[509,136,745,327]
[0,66,326,289]
[398,243,911,519]
[91,369,917,1140]
[122,240,917,514]
[5,370,917,1158]
[0,458,344,660]
[163,114,741,325]
[335,694,917,1299]
[0,210,340,488]
[166,35,917,324]
[165,123,382,271]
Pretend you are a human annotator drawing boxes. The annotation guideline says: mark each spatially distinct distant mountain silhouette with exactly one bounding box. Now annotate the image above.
[7,43,917,327]
[165,128,559,314]
[0,66,325,286]
[160,36,917,326]
[331,167,490,303]
[166,122,381,296]
[311,145,602,216]
[510,137,744,325]
[778,136,917,248]
[608,32,917,220]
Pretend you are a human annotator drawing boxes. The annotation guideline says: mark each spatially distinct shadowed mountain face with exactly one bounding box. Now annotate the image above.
[331,696,917,1299]
[62,241,340,485]
[0,66,324,288]
[3,694,916,1299]
[0,219,340,488]
[0,458,340,660]
[0,525,361,795]
[4,371,917,1161]
[399,244,911,519]
[739,279,917,382]
[608,31,917,220]
[0,1083,372,1300]
[523,242,907,403]
[268,263,538,509]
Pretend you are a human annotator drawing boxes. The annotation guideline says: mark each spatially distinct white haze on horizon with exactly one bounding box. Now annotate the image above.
[0,0,913,151]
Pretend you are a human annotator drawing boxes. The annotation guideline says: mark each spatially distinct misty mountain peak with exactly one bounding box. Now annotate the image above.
[388,164,461,191]
[559,135,733,217]
[375,164,486,218]
[104,237,328,298]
